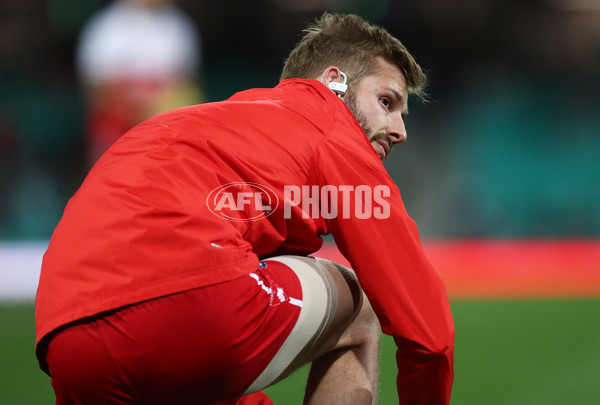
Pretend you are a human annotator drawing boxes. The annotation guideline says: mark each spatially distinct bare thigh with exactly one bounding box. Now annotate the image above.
[244,255,377,394]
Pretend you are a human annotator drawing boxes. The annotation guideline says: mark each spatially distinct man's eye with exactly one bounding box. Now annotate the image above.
[380,98,390,109]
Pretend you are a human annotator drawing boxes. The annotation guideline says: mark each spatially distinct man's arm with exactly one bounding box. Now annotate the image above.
[314,134,454,404]
[331,210,454,404]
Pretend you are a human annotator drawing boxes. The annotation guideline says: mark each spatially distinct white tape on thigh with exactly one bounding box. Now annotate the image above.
[244,256,337,394]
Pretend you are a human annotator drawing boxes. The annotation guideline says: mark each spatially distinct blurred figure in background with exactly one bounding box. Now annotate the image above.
[77,0,204,165]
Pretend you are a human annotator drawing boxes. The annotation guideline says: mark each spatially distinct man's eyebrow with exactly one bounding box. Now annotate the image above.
[390,88,404,103]
[389,88,409,117]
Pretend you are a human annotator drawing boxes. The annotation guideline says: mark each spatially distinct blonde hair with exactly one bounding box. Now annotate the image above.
[281,13,427,100]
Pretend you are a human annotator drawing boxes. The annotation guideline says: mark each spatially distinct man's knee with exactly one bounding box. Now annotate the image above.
[312,258,380,353]
[243,255,380,392]
[349,290,381,344]
[315,258,363,322]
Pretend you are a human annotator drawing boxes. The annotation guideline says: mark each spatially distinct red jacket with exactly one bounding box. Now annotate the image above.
[36,79,454,403]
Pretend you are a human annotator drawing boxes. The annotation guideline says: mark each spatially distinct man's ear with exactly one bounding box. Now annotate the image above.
[319,66,348,98]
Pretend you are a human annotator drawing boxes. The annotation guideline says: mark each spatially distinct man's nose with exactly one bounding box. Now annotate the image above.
[388,115,407,144]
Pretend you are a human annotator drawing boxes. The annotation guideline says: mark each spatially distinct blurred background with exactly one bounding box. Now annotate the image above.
[1,0,599,240]
[0,0,599,404]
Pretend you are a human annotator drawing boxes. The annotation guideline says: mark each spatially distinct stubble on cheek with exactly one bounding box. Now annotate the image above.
[344,92,391,157]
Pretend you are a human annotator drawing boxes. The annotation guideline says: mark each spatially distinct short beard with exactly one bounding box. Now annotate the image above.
[344,90,391,157]
[343,90,371,136]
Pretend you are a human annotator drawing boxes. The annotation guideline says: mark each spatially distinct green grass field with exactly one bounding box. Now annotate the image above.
[2,300,599,404]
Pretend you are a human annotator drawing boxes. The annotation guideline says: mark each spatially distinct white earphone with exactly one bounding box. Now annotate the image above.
[328,71,348,98]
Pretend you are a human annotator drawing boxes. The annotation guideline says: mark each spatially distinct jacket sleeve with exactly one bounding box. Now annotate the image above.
[313,131,454,404]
